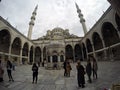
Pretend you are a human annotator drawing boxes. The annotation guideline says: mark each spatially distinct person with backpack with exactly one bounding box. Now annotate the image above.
[6,60,14,82]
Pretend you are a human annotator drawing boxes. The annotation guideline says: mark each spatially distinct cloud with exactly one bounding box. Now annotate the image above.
[0,0,110,39]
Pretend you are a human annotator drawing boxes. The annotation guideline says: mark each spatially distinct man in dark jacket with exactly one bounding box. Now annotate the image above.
[76,61,85,88]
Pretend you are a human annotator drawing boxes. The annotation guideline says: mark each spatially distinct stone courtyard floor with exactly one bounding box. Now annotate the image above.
[0,61,120,90]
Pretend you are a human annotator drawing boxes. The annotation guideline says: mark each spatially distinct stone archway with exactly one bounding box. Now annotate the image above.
[92,32,104,61]
[102,22,120,60]
[74,44,83,61]
[65,45,73,61]
[52,55,58,62]
[102,22,120,47]
[11,37,21,55]
[0,29,11,53]
[92,32,103,50]
[22,42,29,64]
[86,39,93,53]
[34,47,41,63]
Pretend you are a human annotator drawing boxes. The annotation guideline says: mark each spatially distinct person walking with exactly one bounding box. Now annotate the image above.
[86,58,92,83]
[92,57,98,79]
[6,60,14,82]
[76,61,85,88]
[66,62,72,77]
[63,60,67,76]
[32,63,38,84]
[0,60,4,82]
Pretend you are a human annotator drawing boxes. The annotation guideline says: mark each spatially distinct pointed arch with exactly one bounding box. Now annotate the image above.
[52,55,58,62]
[0,29,11,53]
[65,44,73,61]
[11,37,21,55]
[102,22,120,47]
[34,46,41,63]
[22,42,29,56]
[86,39,93,53]
[92,32,103,50]
[74,44,82,61]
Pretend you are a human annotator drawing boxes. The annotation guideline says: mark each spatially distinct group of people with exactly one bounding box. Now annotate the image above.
[0,57,98,87]
[0,59,14,82]
[76,56,98,88]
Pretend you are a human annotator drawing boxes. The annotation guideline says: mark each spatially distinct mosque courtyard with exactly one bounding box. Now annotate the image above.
[0,61,120,90]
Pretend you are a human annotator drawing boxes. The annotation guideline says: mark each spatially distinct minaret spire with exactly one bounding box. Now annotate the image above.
[75,2,87,35]
[27,5,38,39]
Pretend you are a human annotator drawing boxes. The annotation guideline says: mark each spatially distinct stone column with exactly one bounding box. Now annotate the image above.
[73,48,75,62]
[85,44,88,59]
[64,55,65,61]
[41,49,43,62]
[101,38,107,60]
[27,51,30,64]
[58,55,60,62]
[8,44,12,60]
[33,48,35,63]
[20,48,23,65]
[91,41,96,59]
[50,56,52,63]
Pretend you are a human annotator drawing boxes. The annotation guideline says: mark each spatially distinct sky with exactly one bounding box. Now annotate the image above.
[0,0,110,39]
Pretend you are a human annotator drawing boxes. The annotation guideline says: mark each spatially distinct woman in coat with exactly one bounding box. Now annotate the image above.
[76,61,85,88]
[66,62,72,77]
[6,60,14,82]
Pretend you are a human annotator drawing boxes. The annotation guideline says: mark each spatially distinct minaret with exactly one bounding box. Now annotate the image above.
[75,3,87,35]
[27,5,38,39]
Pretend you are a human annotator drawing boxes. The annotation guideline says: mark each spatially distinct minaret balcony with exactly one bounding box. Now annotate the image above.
[31,16,35,20]
[29,22,34,25]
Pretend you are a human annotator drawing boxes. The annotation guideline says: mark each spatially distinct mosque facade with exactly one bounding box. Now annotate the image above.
[0,2,120,68]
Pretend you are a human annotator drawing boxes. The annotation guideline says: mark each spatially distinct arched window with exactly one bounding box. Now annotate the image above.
[92,32,103,50]
[102,22,120,47]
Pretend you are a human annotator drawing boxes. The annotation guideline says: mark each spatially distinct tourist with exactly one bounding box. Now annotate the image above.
[6,60,14,82]
[32,63,38,84]
[63,60,67,76]
[76,61,85,88]
[66,62,72,77]
[86,58,92,83]
[92,57,98,79]
[0,60,4,82]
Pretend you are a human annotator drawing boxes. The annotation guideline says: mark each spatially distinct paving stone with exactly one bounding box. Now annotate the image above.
[0,61,120,90]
